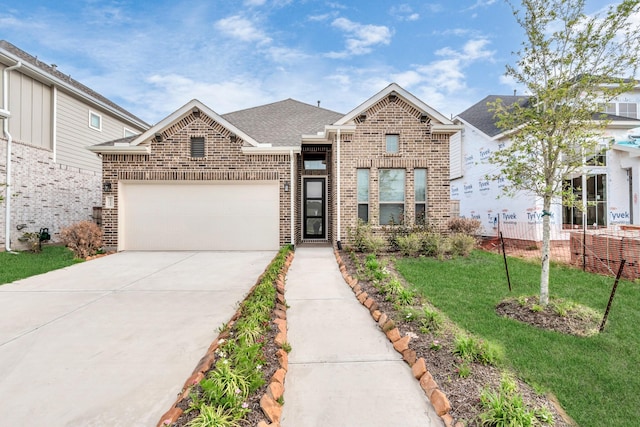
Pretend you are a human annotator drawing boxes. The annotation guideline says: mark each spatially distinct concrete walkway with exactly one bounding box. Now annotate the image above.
[281,247,443,427]
[0,251,276,427]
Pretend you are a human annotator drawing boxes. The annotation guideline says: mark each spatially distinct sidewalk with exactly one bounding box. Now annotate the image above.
[280,247,443,427]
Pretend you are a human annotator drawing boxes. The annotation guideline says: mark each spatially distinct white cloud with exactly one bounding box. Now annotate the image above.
[327,17,393,57]
[390,5,420,21]
[214,15,272,45]
[465,0,497,11]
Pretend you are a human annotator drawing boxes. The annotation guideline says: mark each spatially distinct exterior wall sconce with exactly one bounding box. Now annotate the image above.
[420,114,428,123]
[154,132,163,142]
[103,182,112,192]
[192,107,200,117]
[388,94,397,102]
[358,113,367,122]
[230,133,237,143]
[284,181,290,192]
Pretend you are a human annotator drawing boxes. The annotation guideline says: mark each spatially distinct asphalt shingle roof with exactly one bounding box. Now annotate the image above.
[457,95,530,137]
[222,98,344,146]
[458,94,638,138]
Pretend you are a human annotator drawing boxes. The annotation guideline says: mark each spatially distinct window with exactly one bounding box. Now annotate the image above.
[89,111,102,131]
[562,174,607,228]
[618,102,637,119]
[414,169,427,225]
[599,103,616,115]
[303,152,327,170]
[386,134,399,153]
[123,128,138,138]
[190,137,205,157]
[379,168,405,225]
[357,169,369,222]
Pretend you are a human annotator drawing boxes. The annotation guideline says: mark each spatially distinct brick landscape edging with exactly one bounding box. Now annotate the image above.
[156,251,294,427]
[334,249,458,427]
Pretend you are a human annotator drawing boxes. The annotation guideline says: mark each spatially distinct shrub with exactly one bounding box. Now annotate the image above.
[450,233,477,257]
[447,217,482,235]
[59,221,103,259]
[347,220,385,253]
[396,233,423,256]
[420,232,450,259]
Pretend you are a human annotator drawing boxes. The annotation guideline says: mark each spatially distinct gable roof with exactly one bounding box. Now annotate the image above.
[222,99,343,146]
[457,94,640,138]
[0,40,149,129]
[88,99,260,154]
[334,83,460,133]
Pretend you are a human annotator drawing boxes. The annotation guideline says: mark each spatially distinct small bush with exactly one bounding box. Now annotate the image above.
[59,221,103,259]
[347,220,386,253]
[396,233,423,256]
[420,232,450,259]
[450,233,477,257]
[447,217,482,235]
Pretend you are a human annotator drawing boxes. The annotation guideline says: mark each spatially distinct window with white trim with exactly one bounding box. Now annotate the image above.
[618,102,637,119]
[414,168,427,225]
[89,111,102,131]
[379,168,405,225]
[357,169,369,222]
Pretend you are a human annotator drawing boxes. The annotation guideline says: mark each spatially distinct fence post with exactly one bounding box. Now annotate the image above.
[599,259,626,332]
[500,232,512,292]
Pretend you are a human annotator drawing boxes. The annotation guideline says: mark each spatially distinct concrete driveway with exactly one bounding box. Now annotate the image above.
[0,251,276,426]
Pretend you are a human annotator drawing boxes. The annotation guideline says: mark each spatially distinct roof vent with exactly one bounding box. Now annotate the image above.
[420,114,429,123]
[388,93,397,102]
[358,113,367,123]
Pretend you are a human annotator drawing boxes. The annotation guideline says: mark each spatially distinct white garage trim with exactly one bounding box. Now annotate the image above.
[118,181,279,251]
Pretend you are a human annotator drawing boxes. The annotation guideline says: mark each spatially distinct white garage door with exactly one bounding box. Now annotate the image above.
[120,181,280,250]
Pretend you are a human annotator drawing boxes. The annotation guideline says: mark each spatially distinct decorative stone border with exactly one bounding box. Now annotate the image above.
[335,249,460,427]
[156,251,294,427]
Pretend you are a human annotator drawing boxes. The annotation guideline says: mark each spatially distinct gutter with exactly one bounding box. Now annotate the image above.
[2,61,22,252]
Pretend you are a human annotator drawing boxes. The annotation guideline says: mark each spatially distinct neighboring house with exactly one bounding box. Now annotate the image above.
[0,41,149,249]
[88,83,461,251]
[451,91,640,243]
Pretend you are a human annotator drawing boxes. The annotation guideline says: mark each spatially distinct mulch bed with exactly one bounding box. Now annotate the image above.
[340,249,575,427]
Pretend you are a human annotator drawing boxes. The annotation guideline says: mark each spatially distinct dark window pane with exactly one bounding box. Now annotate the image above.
[415,204,426,224]
[358,204,368,222]
[380,204,404,225]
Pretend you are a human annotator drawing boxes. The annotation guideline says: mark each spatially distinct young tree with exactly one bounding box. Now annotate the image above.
[489,0,640,305]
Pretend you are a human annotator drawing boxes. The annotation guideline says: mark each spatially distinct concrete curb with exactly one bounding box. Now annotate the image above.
[334,249,459,427]
[156,251,294,427]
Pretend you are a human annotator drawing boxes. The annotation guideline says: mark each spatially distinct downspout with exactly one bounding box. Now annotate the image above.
[3,61,22,252]
[290,149,295,247]
[336,128,342,250]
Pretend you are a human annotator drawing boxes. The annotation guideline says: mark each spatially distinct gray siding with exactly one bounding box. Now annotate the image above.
[0,64,53,149]
[56,91,141,173]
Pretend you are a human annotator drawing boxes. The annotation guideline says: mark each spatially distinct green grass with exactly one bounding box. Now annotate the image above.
[396,250,640,427]
[0,245,81,285]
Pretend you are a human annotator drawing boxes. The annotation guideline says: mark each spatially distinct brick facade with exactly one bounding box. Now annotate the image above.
[100,112,292,249]
[0,138,101,249]
[335,96,450,245]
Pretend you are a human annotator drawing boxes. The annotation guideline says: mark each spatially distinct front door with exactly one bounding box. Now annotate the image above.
[303,178,326,239]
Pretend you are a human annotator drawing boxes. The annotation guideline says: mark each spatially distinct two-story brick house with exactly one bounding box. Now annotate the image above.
[89,83,461,251]
[0,41,149,250]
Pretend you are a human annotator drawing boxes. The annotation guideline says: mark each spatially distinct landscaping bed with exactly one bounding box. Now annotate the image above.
[340,249,572,427]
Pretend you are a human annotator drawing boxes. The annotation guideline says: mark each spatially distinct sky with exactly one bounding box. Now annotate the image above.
[0,0,624,125]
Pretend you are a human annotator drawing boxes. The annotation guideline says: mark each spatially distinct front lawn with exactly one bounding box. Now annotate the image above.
[397,250,640,427]
[0,245,81,285]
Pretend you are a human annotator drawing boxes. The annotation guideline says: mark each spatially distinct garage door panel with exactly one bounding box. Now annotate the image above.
[120,182,279,251]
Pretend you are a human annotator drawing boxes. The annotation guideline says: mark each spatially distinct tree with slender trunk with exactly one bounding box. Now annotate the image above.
[489,0,640,305]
